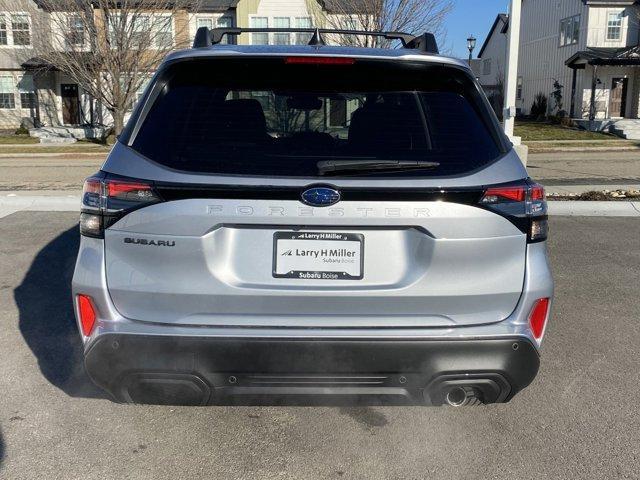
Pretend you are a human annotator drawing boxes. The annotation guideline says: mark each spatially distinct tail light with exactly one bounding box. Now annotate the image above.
[77,294,97,336]
[80,175,161,237]
[528,298,550,340]
[480,180,548,243]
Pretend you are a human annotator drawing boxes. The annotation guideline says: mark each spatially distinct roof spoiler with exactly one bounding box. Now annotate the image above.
[192,27,439,54]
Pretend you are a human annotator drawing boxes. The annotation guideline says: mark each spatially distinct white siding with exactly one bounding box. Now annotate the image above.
[477,17,508,89]
[517,0,588,115]
[586,6,639,48]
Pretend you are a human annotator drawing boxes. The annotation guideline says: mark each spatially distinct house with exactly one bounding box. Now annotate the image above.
[0,0,365,132]
[517,0,640,136]
[475,13,509,117]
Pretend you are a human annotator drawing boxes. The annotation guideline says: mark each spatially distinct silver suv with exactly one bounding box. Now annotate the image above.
[72,27,553,407]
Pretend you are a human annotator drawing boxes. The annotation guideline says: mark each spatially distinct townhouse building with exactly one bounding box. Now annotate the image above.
[0,0,363,130]
[517,0,640,133]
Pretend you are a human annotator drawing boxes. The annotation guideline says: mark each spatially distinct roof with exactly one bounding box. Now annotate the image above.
[477,14,508,59]
[318,0,373,14]
[35,0,238,12]
[200,0,239,12]
[164,44,469,69]
[566,46,640,68]
[582,0,638,5]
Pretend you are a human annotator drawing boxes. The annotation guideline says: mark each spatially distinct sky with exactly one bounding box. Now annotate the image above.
[444,0,511,59]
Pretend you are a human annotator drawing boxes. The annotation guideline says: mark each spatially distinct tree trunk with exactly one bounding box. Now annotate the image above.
[113,109,125,136]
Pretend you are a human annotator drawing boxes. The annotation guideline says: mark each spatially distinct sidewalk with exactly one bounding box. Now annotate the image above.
[2,190,639,219]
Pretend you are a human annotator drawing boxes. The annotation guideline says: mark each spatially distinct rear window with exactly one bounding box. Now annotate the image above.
[130,58,504,178]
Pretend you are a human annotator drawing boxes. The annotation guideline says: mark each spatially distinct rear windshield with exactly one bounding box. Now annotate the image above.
[130,58,504,178]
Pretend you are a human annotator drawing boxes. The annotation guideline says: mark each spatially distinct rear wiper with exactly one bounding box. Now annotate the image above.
[317,159,440,175]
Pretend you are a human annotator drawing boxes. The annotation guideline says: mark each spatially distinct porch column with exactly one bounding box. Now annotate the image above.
[589,63,598,128]
[570,67,578,118]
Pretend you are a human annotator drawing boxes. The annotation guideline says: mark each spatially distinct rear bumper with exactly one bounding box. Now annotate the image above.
[85,335,540,406]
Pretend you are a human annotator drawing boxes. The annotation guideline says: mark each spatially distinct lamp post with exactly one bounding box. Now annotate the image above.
[467,35,476,64]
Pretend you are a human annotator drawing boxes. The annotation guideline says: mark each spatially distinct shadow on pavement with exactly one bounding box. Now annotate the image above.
[14,226,105,399]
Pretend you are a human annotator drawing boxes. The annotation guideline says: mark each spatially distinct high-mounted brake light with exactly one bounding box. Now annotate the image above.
[80,176,161,238]
[77,294,97,336]
[528,298,550,340]
[285,56,355,65]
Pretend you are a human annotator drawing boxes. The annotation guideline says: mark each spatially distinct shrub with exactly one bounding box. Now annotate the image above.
[531,92,548,118]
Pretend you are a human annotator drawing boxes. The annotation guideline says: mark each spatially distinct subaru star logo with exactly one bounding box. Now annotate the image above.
[301,186,341,207]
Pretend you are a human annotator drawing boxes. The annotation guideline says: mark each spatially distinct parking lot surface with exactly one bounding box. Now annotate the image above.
[0,213,639,479]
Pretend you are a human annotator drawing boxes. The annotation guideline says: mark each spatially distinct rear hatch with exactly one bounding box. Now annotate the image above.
[98,55,533,328]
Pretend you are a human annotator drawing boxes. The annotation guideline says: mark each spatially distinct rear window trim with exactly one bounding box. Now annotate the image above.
[122,55,510,155]
[121,56,511,179]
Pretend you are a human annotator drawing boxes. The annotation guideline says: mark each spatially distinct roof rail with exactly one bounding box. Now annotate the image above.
[192,27,439,54]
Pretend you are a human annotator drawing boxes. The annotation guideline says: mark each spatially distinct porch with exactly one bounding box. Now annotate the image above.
[566,46,640,136]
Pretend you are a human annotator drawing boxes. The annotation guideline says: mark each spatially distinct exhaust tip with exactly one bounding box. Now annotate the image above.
[445,386,468,406]
[444,386,482,407]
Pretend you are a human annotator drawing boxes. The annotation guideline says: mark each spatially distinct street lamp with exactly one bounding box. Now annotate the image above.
[467,35,476,64]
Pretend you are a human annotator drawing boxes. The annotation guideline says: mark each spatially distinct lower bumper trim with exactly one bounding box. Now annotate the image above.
[84,335,540,406]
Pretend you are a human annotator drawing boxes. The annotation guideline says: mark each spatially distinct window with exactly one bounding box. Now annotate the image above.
[131,58,502,178]
[218,17,232,28]
[295,17,312,45]
[154,16,172,48]
[483,59,491,76]
[0,16,7,45]
[0,13,31,47]
[197,16,232,43]
[607,12,623,41]
[66,15,85,47]
[0,75,15,108]
[135,77,150,106]
[11,14,29,45]
[131,15,150,49]
[18,74,35,109]
[250,17,268,45]
[196,17,213,30]
[329,98,347,127]
[516,76,523,100]
[559,15,580,46]
[273,17,290,45]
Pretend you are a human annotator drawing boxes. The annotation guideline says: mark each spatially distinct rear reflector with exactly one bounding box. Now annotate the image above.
[528,298,550,340]
[77,294,97,336]
[285,56,355,65]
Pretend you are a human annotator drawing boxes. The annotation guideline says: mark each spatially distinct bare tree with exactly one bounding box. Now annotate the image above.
[21,0,199,134]
[307,0,453,48]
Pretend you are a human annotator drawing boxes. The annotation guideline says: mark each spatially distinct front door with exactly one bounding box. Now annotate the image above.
[609,77,628,118]
[61,84,80,125]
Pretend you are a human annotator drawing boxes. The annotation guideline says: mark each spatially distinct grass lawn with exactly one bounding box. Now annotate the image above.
[0,144,110,154]
[515,121,619,142]
[0,135,40,145]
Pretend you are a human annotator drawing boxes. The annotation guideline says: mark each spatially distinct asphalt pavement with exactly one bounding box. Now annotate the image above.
[0,212,639,479]
[0,150,639,193]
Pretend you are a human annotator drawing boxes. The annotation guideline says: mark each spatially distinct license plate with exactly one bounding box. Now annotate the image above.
[273,232,364,280]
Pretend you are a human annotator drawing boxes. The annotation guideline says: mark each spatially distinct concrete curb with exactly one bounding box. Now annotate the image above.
[548,201,640,217]
[2,195,640,219]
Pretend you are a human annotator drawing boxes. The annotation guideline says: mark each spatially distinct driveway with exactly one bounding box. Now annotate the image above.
[0,213,639,479]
